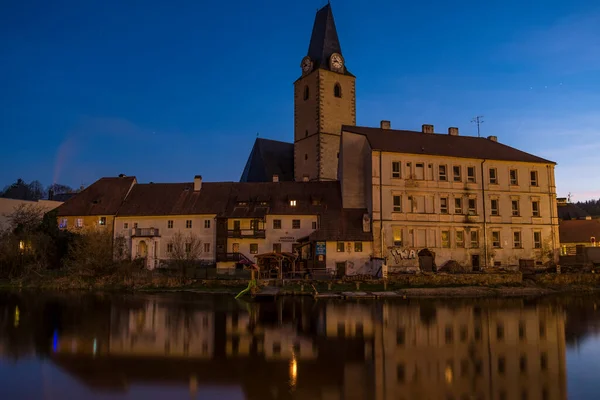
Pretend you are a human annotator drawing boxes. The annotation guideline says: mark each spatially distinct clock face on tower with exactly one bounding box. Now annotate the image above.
[301,56,313,74]
[330,53,344,72]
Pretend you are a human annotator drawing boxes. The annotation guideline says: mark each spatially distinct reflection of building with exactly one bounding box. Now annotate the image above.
[373,302,567,400]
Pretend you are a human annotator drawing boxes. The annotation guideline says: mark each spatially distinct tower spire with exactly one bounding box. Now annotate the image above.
[306,4,343,71]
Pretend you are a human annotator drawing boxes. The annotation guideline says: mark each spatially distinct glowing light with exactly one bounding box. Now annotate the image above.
[289,356,298,390]
[93,338,97,356]
[14,306,20,327]
[52,330,59,353]
[19,241,25,251]
[444,365,453,384]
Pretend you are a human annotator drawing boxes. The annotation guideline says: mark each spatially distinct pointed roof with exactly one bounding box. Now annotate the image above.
[240,138,294,182]
[306,4,352,75]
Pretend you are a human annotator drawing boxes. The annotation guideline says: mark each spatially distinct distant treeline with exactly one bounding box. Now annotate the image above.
[1,179,75,201]
[576,199,600,217]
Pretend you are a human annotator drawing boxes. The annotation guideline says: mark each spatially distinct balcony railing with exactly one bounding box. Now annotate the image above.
[227,229,266,239]
[131,228,160,237]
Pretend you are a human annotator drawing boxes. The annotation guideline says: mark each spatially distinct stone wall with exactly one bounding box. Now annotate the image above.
[387,272,523,287]
[531,273,600,286]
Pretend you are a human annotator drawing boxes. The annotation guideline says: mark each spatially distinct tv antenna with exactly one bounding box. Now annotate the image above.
[471,116,484,137]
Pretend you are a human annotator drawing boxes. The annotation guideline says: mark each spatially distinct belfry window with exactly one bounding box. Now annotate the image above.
[303,86,309,100]
[334,83,342,98]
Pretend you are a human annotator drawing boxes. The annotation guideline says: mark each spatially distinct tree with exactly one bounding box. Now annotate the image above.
[167,231,202,277]
[4,203,45,234]
[27,181,46,201]
[46,183,74,196]
[65,229,115,276]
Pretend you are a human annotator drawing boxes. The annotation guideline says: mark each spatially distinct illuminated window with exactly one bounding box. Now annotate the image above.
[354,242,363,252]
[99,217,106,226]
[290,200,297,207]
[250,243,258,254]
[393,227,403,246]
[336,242,345,252]
[441,231,450,248]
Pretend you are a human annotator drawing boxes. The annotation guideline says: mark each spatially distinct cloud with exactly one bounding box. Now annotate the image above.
[499,11,600,73]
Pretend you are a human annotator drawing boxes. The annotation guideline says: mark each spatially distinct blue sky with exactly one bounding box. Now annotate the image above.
[1,0,599,199]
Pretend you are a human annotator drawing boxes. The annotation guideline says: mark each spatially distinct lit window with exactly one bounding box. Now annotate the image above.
[534,232,542,249]
[392,161,401,178]
[393,195,402,212]
[393,227,403,246]
[510,169,518,185]
[250,243,258,254]
[204,220,211,229]
[290,200,297,207]
[530,170,538,186]
[336,242,345,252]
[19,240,25,251]
[513,231,522,248]
[354,242,363,252]
[438,165,447,181]
[167,220,173,229]
[59,218,68,229]
[292,219,301,229]
[492,231,501,248]
[441,231,450,248]
[186,220,192,228]
[76,218,83,228]
[99,217,107,226]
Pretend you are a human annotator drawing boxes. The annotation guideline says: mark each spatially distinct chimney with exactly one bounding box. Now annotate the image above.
[380,120,391,130]
[272,174,279,182]
[487,135,498,142]
[194,175,202,191]
[48,189,54,201]
[448,127,459,136]
[422,124,434,134]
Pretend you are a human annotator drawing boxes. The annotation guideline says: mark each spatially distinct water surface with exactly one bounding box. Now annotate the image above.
[1,292,599,399]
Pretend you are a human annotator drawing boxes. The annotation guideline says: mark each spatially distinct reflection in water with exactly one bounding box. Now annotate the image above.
[0,292,595,399]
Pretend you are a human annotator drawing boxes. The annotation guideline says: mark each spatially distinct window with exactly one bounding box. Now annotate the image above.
[289,200,297,207]
[273,243,281,253]
[513,231,522,248]
[491,199,499,216]
[393,227,403,246]
[520,355,527,374]
[454,198,463,214]
[354,242,363,252]
[393,195,402,212]
[445,325,453,344]
[530,170,538,186]
[134,222,138,228]
[497,323,505,340]
[59,218,68,229]
[186,220,192,228]
[498,356,506,374]
[470,230,479,248]
[540,353,548,371]
[303,85,309,100]
[397,364,405,383]
[534,231,542,249]
[273,219,282,229]
[204,220,211,229]
[292,219,301,229]
[510,169,518,185]
[441,231,450,248]
[397,328,405,345]
[440,197,448,214]
[233,220,241,230]
[336,242,345,252]
[468,198,476,215]
[167,243,173,253]
[439,165,447,181]
[334,83,342,98]
[492,231,501,248]
[453,166,462,182]
[532,201,540,217]
[123,222,128,229]
[489,168,498,184]
[76,218,83,228]
[250,243,258,254]
[467,166,476,182]
[167,220,173,229]
[512,200,520,216]
[392,161,401,178]
[415,163,424,180]
[456,231,465,248]
[203,243,210,253]
[185,243,191,253]
[519,321,526,340]
[312,221,317,230]
[99,217,107,226]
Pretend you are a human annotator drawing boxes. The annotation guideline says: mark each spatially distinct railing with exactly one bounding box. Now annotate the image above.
[227,229,266,239]
[216,252,254,264]
[131,228,160,237]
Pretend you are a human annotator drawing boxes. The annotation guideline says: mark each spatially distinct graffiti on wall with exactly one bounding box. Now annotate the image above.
[388,247,419,264]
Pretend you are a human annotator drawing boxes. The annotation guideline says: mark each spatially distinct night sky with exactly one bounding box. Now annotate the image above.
[1,0,599,199]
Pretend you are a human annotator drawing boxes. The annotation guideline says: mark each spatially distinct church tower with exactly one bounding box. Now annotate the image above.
[294,4,356,182]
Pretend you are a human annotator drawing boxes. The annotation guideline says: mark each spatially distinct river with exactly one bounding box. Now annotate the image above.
[0,292,599,399]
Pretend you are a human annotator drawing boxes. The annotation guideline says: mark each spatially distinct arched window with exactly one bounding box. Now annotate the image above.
[334,83,342,98]
[303,86,309,100]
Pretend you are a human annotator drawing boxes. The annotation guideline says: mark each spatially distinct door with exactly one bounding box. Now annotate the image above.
[418,248,434,272]
[138,241,148,258]
[471,255,480,271]
[233,220,241,231]
[335,262,346,278]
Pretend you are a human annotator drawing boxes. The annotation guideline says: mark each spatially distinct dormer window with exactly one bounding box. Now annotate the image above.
[334,83,342,98]
[237,201,248,206]
[290,200,297,207]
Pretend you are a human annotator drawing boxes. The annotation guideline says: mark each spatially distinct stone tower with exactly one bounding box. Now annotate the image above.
[294,4,356,182]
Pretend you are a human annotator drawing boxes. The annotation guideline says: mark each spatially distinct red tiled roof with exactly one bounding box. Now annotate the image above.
[559,219,600,244]
[55,177,136,216]
[343,125,555,164]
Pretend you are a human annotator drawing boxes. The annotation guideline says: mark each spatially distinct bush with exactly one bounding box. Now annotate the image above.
[439,260,472,274]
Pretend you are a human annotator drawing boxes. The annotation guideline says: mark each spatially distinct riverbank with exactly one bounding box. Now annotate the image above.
[3,271,600,299]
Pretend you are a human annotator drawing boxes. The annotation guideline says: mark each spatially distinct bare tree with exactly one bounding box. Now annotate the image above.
[167,231,202,277]
[4,203,45,234]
